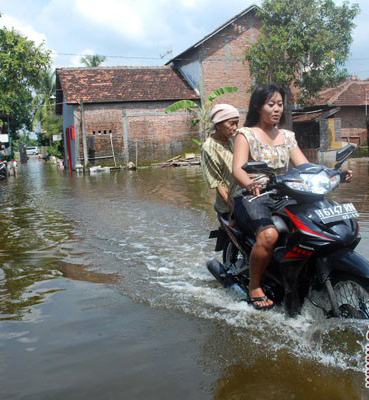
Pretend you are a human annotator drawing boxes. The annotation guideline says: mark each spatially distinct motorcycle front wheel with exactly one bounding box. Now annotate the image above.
[330,274,369,319]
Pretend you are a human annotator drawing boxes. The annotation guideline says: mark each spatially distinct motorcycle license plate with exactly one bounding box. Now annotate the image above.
[314,203,359,223]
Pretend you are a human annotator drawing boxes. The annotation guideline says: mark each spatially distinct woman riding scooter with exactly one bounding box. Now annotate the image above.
[232,84,352,310]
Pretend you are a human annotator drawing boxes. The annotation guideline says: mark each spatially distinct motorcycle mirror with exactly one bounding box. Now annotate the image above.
[242,161,269,173]
[334,144,355,169]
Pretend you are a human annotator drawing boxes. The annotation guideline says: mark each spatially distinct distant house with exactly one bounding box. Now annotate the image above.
[293,77,369,160]
[313,77,369,145]
[56,5,262,167]
[56,66,199,167]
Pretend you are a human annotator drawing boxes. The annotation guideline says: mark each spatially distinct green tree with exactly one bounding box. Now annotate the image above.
[42,112,62,141]
[32,69,56,130]
[246,0,360,105]
[165,87,238,143]
[80,54,106,67]
[0,25,51,136]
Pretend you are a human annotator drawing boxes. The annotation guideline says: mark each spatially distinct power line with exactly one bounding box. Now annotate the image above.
[51,52,163,60]
[51,51,369,63]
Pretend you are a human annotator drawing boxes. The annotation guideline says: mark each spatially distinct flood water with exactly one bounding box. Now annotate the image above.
[1,158,369,399]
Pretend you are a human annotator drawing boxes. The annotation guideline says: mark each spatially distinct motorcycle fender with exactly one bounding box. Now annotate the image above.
[326,249,369,279]
[209,228,228,252]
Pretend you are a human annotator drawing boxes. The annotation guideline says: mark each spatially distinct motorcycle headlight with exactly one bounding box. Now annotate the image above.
[329,174,341,189]
[285,171,339,195]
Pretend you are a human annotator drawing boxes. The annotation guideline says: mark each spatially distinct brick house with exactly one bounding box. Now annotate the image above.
[56,66,199,167]
[56,5,261,167]
[293,77,369,159]
[313,77,369,145]
[166,4,260,123]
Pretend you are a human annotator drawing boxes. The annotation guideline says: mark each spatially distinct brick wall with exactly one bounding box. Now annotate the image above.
[74,102,198,165]
[336,106,368,144]
[198,12,260,124]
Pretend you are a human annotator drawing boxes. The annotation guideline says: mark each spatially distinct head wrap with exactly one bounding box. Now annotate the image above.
[210,104,239,125]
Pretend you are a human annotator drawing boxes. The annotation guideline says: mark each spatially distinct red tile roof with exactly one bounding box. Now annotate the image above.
[56,66,199,105]
[314,77,369,106]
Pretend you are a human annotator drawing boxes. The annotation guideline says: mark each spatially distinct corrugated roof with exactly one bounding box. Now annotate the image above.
[293,110,325,123]
[314,77,369,106]
[292,107,341,123]
[56,66,199,105]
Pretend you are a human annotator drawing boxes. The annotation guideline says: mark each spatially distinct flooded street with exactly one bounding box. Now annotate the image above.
[1,158,369,399]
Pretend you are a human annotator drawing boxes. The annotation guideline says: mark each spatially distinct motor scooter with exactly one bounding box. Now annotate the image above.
[0,160,9,180]
[207,144,369,318]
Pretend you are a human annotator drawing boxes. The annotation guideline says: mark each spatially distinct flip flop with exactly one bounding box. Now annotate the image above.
[249,295,274,311]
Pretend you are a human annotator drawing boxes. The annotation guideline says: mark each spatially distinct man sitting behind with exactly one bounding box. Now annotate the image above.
[201,104,240,217]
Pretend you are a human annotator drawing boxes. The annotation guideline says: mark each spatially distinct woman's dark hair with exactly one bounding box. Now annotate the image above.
[244,84,285,127]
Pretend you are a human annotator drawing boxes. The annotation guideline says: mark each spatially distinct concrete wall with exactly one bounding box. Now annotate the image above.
[319,118,341,151]
[62,103,78,169]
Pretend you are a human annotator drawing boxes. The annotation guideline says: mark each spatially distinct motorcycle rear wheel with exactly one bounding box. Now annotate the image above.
[222,240,239,267]
[331,275,369,319]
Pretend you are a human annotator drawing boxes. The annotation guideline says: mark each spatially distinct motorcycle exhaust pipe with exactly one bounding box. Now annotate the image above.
[206,258,248,300]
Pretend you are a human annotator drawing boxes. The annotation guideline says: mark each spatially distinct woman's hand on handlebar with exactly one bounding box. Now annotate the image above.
[246,181,262,196]
[340,169,353,182]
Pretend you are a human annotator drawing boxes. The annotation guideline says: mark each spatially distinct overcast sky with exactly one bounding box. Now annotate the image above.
[0,0,368,78]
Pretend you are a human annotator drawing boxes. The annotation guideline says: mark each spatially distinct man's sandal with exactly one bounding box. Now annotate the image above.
[249,296,274,311]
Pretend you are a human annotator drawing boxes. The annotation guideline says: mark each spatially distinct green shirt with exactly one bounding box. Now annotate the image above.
[201,136,236,213]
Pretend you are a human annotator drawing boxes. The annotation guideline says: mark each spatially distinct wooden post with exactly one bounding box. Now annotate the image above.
[110,133,117,167]
[122,110,129,165]
[365,89,369,155]
[80,99,89,170]
[135,141,138,167]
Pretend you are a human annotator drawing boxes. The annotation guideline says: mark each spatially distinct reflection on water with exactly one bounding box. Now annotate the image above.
[1,158,369,398]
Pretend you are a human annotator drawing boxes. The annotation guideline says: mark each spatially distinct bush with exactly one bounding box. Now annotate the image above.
[47,142,62,159]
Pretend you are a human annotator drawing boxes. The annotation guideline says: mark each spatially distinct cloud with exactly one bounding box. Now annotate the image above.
[75,0,154,40]
[0,13,47,46]
[0,0,367,76]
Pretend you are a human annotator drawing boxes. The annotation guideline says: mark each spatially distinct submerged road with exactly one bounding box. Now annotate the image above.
[0,158,368,399]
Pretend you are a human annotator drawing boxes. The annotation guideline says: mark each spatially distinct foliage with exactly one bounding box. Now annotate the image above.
[32,69,56,131]
[12,135,38,152]
[41,112,62,143]
[165,87,238,143]
[245,0,360,104]
[0,25,51,136]
[80,54,106,67]
[46,141,62,159]
[31,69,62,145]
